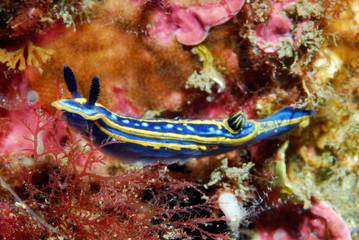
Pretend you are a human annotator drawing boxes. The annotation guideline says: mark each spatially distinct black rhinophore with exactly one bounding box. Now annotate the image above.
[88,76,100,106]
[63,64,80,98]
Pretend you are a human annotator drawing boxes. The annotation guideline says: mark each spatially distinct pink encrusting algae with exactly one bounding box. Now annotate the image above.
[255,14,293,53]
[0,0,358,239]
[148,0,245,46]
[255,200,351,240]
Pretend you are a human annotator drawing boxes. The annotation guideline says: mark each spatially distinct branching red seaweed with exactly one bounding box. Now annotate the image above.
[0,108,229,239]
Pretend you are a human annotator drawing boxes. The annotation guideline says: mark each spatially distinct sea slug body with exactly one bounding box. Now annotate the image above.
[52,65,314,165]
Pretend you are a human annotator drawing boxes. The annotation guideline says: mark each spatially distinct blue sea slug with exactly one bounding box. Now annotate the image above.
[52,65,314,165]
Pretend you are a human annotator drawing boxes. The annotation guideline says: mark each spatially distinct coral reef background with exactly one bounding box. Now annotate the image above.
[0,0,358,239]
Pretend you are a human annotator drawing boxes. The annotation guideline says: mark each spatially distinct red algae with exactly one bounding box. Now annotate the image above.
[7,7,43,40]
[148,0,245,46]
[255,14,293,53]
[255,200,351,240]
[0,109,230,239]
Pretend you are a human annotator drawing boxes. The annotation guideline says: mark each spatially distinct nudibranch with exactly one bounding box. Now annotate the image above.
[52,65,314,165]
